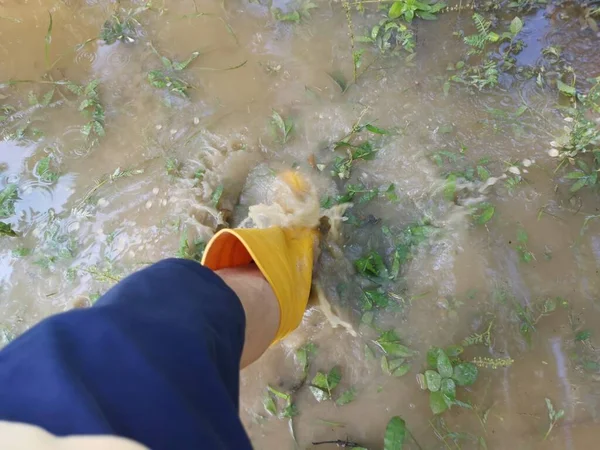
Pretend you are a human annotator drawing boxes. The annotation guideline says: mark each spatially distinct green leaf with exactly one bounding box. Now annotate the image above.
[565,171,586,179]
[309,385,329,402]
[392,362,411,377]
[427,347,444,368]
[383,416,406,450]
[436,351,453,378]
[327,366,342,390]
[336,387,356,406]
[172,52,200,71]
[452,362,478,386]
[425,370,442,392]
[381,355,391,375]
[365,124,389,135]
[211,185,224,207]
[363,289,389,308]
[354,250,387,278]
[570,178,587,193]
[477,165,490,181]
[510,17,523,35]
[388,2,403,19]
[475,204,495,224]
[385,183,399,202]
[263,392,277,416]
[281,402,298,418]
[312,372,328,390]
[575,330,592,341]
[445,345,464,357]
[441,378,456,403]
[430,391,449,414]
[0,221,18,237]
[376,340,414,358]
[444,174,456,201]
[0,184,19,218]
[267,385,290,401]
[557,79,576,97]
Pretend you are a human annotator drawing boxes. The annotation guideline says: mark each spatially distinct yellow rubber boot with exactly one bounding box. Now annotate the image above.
[202,171,316,342]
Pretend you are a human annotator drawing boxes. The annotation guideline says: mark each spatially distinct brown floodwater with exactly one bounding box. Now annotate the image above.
[1,0,600,449]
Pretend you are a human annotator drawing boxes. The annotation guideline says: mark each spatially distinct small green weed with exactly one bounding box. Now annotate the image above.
[516,227,534,263]
[263,385,298,419]
[0,221,17,237]
[358,18,415,55]
[100,6,148,44]
[384,416,406,450]
[35,156,60,183]
[309,366,342,401]
[176,233,206,262]
[543,398,564,440]
[270,111,294,144]
[65,80,106,142]
[417,346,478,414]
[272,0,317,23]
[388,0,447,22]
[0,184,18,218]
[147,45,200,97]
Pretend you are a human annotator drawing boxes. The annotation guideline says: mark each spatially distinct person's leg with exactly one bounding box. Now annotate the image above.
[0,258,280,449]
[215,265,280,368]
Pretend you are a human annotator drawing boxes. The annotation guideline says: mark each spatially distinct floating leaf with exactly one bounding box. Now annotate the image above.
[575,330,592,341]
[384,416,406,450]
[510,17,523,35]
[425,370,442,392]
[336,387,356,406]
[556,79,576,97]
[436,351,453,378]
[430,391,449,414]
[441,378,456,404]
[365,124,389,135]
[392,362,411,377]
[0,221,17,237]
[452,362,478,386]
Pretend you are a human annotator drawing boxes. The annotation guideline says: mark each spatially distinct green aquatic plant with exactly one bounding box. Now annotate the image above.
[35,156,60,183]
[309,366,341,401]
[359,18,416,54]
[417,347,478,414]
[543,398,564,440]
[0,184,18,218]
[147,45,200,97]
[388,0,446,22]
[0,221,17,237]
[272,0,317,23]
[100,6,148,44]
[384,416,406,450]
[65,79,106,142]
[270,110,294,144]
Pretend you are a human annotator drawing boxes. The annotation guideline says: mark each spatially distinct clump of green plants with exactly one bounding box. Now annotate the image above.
[100,6,149,44]
[272,0,317,23]
[417,346,478,414]
[0,184,18,219]
[372,330,415,377]
[35,156,60,183]
[549,77,600,192]
[446,14,524,93]
[65,80,106,143]
[263,385,298,419]
[147,45,200,97]
[358,18,416,55]
[388,0,447,23]
[176,232,206,262]
[0,183,19,237]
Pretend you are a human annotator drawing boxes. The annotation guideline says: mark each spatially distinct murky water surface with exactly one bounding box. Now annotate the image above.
[1,0,600,448]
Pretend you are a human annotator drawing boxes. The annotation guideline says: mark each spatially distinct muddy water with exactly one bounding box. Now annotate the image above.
[1,0,600,449]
